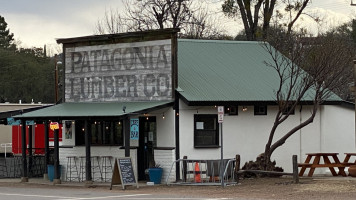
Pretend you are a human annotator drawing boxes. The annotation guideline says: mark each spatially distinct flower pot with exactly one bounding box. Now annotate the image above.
[148,168,163,184]
[348,165,356,177]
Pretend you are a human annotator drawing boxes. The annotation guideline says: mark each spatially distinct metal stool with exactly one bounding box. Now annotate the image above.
[66,156,79,182]
[101,156,113,182]
[91,156,102,182]
[78,156,86,182]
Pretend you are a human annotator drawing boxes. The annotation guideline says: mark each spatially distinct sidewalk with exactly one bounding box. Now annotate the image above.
[0,177,153,188]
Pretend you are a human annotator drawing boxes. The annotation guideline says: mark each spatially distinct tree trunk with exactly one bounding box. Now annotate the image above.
[264,104,318,166]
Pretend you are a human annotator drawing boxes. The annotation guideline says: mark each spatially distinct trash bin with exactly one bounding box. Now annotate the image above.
[48,165,61,182]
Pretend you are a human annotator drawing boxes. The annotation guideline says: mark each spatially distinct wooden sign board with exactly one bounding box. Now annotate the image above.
[110,157,138,190]
[64,39,173,102]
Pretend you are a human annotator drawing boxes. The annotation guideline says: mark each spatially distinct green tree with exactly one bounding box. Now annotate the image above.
[0,47,54,103]
[0,15,15,49]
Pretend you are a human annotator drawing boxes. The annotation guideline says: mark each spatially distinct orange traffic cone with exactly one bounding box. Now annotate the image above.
[194,162,201,183]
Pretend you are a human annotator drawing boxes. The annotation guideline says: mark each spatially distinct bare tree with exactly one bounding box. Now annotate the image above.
[260,31,354,168]
[94,0,229,39]
[95,8,128,34]
[180,5,231,39]
[222,0,310,41]
[105,0,192,31]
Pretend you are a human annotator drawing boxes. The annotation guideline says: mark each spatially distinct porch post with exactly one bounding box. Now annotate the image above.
[85,120,92,183]
[53,127,61,184]
[124,117,130,157]
[174,90,180,180]
[28,125,33,177]
[44,120,49,179]
[20,119,28,182]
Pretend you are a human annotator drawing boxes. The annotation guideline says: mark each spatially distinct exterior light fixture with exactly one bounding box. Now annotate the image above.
[242,106,248,112]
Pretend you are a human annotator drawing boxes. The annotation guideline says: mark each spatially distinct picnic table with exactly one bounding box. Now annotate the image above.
[338,153,356,175]
[298,153,347,177]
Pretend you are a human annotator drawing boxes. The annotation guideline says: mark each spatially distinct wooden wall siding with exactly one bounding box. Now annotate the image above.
[64,39,173,102]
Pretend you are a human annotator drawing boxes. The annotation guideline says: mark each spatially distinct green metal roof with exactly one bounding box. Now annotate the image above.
[177,39,341,104]
[13,101,173,120]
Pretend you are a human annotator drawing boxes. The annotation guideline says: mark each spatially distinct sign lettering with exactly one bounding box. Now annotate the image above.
[65,40,172,102]
[130,118,139,140]
[50,122,59,130]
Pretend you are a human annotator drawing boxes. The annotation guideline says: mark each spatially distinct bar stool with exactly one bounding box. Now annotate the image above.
[78,156,86,182]
[101,156,113,182]
[91,156,102,182]
[66,156,79,182]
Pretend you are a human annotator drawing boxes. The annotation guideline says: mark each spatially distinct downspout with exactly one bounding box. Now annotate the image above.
[299,105,302,162]
[319,105,322,153]
[21,119,28,182]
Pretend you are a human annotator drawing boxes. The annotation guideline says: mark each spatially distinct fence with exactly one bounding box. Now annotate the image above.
[0,155,50,178]
[166,155,299,186]
[0,143,12,157]
[166,157,238,186]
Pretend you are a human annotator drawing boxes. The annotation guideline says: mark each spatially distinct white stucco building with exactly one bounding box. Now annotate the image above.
[15,29,355,183]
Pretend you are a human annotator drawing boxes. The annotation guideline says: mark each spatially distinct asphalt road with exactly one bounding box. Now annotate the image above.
[0,186,240,200]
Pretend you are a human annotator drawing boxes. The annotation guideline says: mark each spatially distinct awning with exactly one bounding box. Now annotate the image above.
[0,105,52,124]
[13,101,174,121]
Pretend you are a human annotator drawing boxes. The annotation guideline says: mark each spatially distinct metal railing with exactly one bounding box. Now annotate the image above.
[0,143,12,157]
[0,155,47,178]
[166,158,237,186]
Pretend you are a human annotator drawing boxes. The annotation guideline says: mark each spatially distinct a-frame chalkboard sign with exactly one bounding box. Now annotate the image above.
[110,157,138,190]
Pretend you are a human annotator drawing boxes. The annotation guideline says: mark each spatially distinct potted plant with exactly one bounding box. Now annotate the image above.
[148,161,163,184]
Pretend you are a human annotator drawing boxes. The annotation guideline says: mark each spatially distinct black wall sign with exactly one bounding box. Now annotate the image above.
[116,157,138,189]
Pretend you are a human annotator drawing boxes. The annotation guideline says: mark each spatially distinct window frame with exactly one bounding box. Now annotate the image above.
[194,114,219,148]
[254,105,267,115]
[75,120,123,146]
[282,106,295,115]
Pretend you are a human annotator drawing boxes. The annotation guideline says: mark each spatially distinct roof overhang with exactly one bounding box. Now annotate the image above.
[13,101,174,121]
[178,92,349,107]
[0,105,52,124]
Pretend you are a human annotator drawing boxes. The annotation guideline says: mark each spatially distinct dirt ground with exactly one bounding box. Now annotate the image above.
[2,177,356,199]
[140,177,356,199]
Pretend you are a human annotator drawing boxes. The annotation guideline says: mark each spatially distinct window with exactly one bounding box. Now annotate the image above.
[224,106,238,115]
[75,120,123,146]
[254,105,267,115]
[282,106,295,115]
[194,114,219,147]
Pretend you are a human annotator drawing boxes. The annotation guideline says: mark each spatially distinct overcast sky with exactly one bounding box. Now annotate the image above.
[0,0,355,52]
[0,0,121,50]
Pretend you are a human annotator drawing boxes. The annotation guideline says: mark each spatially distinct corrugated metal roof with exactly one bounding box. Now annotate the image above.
[13,101,173,119]
[177,39,341,103]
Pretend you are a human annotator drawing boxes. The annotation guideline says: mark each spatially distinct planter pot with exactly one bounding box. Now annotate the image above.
[148,168,163,184]
[348,165,356,177]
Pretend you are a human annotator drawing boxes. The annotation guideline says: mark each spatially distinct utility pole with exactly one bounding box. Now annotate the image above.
[54,54,62,103]
[54,54,58,103]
